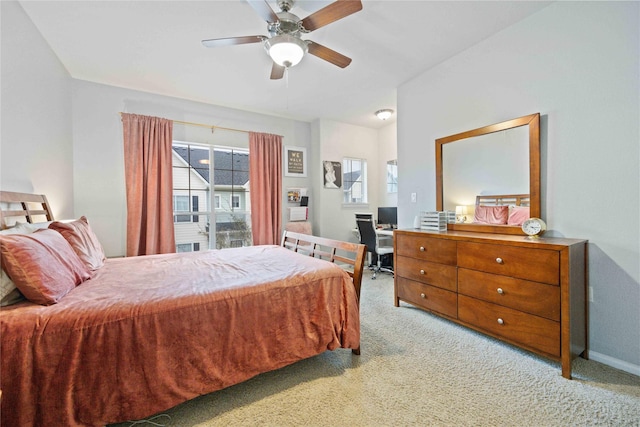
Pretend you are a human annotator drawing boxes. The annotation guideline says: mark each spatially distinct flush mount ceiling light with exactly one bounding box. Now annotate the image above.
[264,34,308,68]
[375,109,394,120]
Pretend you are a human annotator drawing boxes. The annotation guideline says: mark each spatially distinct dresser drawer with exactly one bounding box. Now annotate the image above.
[458,295,560,357]
[458,269,560,321]
[396,277,457,319]
[396,234,457,265]
[396,256,457,291]
[457,241,559,285]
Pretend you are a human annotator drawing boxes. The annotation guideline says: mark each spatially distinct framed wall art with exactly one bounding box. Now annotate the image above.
[323,160,342,189]
[284,146,307,177]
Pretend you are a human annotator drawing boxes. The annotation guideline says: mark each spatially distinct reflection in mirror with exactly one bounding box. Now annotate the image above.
[442,126,529,211]
[387,160,398,193]
[436,113,540,235]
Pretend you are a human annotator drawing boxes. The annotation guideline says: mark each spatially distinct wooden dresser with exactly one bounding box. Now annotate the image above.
[393,229,587,379]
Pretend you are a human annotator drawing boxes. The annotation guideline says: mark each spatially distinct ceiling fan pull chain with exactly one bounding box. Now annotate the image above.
[285,67,290,110]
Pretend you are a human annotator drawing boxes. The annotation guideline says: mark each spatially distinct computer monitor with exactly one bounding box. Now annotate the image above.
[377,207,397,228]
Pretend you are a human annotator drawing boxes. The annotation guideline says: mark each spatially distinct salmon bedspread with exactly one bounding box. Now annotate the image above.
[0,245,360,427]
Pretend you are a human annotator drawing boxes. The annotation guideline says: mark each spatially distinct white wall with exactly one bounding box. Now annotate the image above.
[71,80,312,257]
[398,2,639,373]
[311,119,380,243]
[378,122,398,208]
[0,1,74,220]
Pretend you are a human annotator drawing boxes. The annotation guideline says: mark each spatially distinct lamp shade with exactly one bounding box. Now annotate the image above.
[264,35,308,68]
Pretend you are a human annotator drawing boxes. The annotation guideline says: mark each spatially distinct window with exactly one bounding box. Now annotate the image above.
[176,242,200,252]
[387,159,398,193]
[173,195,190,223]
[172,141,252,250]
[176,243,192,253]
[342,158,368,204]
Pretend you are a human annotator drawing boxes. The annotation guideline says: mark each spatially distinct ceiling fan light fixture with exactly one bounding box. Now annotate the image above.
[375,109,394,120]
[265,35,308,68]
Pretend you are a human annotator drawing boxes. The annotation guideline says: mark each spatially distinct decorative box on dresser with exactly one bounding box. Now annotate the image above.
[393,229,588,379]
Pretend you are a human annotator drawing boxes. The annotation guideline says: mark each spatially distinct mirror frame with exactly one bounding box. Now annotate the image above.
[435,113,540,235]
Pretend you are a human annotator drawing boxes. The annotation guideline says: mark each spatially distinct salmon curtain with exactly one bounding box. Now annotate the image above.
[249,132,283,245]
[121,113,176,256]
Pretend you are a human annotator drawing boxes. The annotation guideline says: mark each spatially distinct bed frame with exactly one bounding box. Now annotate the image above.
[476,193,530,207]
[0,191,53,229]
[282,231,366,299]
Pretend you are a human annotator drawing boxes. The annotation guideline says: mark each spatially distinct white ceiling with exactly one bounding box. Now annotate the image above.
[19,0,551,129]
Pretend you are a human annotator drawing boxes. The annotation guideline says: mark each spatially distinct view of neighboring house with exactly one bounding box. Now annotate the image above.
[172,143,251,250]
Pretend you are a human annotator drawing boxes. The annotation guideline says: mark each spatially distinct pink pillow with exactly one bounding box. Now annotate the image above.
[473,205,509,225]
[49,216,106,271]
[508,206,530,226]
[0,229,91,305]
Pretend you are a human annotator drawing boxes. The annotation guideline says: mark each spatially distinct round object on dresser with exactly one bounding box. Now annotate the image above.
[522,217,547,238]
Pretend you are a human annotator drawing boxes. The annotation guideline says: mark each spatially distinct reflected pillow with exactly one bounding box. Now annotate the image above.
[473,205,509,225]
[508,206,530,226]
[49,216,106,271]
[0,229,91,305]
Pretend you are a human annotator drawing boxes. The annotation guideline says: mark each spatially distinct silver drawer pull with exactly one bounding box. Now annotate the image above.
[419,246,426,252]
[496,257,504,264]
[420,269,425,275]
[497,318,504,325]
[420,293,426,299]
[497,288,504,294]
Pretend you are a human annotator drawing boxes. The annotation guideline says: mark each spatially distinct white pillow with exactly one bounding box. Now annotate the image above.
[0,221,52,235]
[1,270,24,306]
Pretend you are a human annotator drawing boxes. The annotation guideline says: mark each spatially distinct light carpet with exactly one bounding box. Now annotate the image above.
[112,271,640,427]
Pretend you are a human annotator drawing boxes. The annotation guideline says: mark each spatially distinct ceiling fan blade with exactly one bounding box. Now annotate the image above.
[301,0,363,32]
[270,63,285,80]
[246,0,279,23]
[202,35,265,48]
[307,41,352,68]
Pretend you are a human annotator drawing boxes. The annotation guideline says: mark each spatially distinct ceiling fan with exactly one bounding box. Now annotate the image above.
[202,0,363,80]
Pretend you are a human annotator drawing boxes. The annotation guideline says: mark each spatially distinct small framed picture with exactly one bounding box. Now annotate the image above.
[284,146,307,177]
[323,161,342,189]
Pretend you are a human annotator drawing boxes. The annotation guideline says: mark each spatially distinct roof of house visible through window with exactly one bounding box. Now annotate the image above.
[173,146,249,186]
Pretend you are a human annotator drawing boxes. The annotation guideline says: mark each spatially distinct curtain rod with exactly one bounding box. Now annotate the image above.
[119,112,253,135]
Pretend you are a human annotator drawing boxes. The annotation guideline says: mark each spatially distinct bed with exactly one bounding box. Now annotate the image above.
[472,193,530,226]
[0,191,366,427]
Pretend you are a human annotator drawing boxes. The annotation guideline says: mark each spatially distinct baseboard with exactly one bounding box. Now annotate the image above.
[588,351,640,376]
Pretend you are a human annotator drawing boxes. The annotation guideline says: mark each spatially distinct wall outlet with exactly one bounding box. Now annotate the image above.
[411,192,417,203]
[588,286,594,302]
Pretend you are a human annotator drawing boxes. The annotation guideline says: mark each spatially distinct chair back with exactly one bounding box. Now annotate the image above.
[356,216,378,255]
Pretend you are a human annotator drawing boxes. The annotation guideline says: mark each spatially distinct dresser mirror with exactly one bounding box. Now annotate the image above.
[436,113,540,235]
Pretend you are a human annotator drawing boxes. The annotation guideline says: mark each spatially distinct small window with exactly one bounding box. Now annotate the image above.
[232,195,240,209]
[342,158,368,204]
[230,239,243,248]
[387,160,398,193]
[173,195,191,223]
[176,242,200,252]
[176,243,192,252]
[214,195,221,209]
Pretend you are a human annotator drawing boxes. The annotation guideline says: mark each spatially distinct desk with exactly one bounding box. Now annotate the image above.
[352,228,395,238]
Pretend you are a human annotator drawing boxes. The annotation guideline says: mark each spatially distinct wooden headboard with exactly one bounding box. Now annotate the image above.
[0,191,54,230]
[476,194,530,207]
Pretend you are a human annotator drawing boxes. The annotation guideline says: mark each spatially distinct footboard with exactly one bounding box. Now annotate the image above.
[281,230,366,306]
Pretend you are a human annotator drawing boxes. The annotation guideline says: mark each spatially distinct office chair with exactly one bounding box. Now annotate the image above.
[355,215,394,280]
